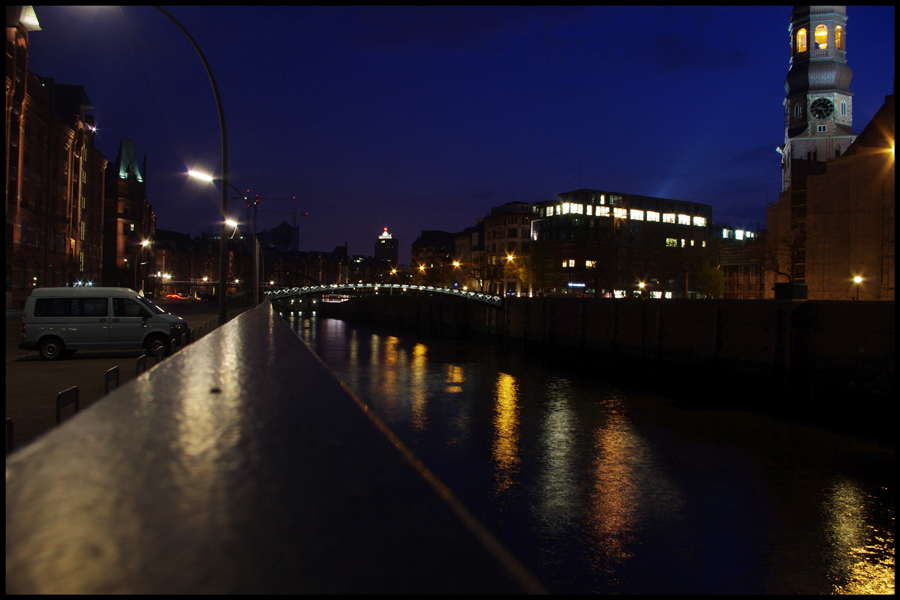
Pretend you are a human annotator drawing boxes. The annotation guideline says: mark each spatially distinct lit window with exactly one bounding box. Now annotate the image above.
[79,251,85,272]
[677,214,691,225]
[665,291,673,299]
[562,261,568,268]
[598,206,610,217]
[650,291,662,299]
[599,195,605,205]
[585,260,596,268]
[613,208,627,219]
[681,239,686,247]
[575,204,583,214]
[797,28,807,53]
[586,205,593,216]
[663,213,676,224]
[568,259,575,268]
[835,25,843,50]
[814,24,827,50]
[630,209,644,220]
[736,230,744,240]
[692,216,706,227]
[646,211,660,222]
[665,238,678,247]
[702,241,706,247]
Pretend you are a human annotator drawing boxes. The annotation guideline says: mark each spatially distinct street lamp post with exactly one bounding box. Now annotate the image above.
[853,275,862,300]
[134,239,149,292]
[153,6,228,326]
[188,171,259,306]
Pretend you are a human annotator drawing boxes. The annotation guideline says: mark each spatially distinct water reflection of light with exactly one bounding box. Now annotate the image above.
[492,373,520,498]
[409,343,429,432]
[586,393,638,577]
[444,364,465,394]
[824,477,895,594]
[536,377,579,532]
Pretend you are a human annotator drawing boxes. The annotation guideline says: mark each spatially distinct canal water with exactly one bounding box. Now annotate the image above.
[287,314,894,594]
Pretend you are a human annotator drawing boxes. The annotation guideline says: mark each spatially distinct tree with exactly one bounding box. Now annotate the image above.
[698,261,726,298]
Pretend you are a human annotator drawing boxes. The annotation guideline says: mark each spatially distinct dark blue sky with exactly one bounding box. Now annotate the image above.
[27,6,895,264]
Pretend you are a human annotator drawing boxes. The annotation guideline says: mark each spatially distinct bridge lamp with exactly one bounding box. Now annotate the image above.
[853,275,862,300]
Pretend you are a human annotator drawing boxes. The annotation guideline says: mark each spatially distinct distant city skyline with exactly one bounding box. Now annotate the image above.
[25,6,895,264]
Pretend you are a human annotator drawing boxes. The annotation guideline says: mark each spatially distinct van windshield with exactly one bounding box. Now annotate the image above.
[136,297,166,315]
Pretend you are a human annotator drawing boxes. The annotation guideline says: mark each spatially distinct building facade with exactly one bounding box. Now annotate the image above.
[531,189,713,298]
[6,6,108,308]
[478,201,538,296]
[102,139,156,291]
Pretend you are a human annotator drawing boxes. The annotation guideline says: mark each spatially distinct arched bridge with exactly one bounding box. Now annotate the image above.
[265,283,503,307]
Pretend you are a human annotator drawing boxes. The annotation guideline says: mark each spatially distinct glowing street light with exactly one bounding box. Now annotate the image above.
[134,239,150,292]
[853,275,862,300]
[189,169,261,306]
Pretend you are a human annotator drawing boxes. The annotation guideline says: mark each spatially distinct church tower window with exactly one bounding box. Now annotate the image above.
[794,103,803,118]
[835,26,843,50]
[834,145,842,158]
[814,25,828,50]
[840,100,847,116]
[796,28,807,53]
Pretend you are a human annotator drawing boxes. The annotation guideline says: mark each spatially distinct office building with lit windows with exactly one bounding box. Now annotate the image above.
[530,189,713,298]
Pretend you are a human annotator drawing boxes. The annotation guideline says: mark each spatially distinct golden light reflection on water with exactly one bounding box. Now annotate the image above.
[824,478,895,594]
[492,373,520,498]
[409,343,429,432]
[586,393,638,577]
[444,364,465,394]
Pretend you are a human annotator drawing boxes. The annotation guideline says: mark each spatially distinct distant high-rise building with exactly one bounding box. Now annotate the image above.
[374,227,399,265]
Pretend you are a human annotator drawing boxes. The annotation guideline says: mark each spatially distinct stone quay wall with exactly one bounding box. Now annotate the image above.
[315,295,894,400]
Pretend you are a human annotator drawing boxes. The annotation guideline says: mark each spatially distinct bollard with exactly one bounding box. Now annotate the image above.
[170,338,177,355]
[181,333,187,348]
[55,386,79,424]
[136,354,147,376]
[104,366,120,395]
[5,418,13,454]
[155,345,165,364]
[190,329,195,344]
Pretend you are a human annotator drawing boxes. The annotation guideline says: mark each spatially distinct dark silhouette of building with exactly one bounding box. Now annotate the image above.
[374,227,399,266]
[102,139,156,290]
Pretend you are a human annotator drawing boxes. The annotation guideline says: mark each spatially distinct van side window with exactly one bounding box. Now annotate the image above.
[34,298,67,317]
[69,298,108,317]
[114,298,146,317]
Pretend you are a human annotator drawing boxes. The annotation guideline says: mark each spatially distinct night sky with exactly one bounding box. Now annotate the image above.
[26,6,895,264]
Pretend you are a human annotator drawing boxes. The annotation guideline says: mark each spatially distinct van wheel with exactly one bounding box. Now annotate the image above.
[39,338,65,361]
[146,335,169,357]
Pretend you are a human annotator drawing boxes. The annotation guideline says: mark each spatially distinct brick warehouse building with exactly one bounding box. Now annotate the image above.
[7,7,108,307]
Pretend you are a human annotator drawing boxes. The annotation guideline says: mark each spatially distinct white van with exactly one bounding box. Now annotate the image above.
[20,287,189,360]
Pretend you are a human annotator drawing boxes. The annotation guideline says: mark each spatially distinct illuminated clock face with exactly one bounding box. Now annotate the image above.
[809,98,834,119]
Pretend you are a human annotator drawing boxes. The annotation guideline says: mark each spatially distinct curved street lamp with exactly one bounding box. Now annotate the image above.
[153,6,229,326]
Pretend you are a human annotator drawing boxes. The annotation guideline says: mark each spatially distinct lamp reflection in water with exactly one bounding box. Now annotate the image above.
[824,476,894,594]
[586,393,640,576]
[492,373,521,500]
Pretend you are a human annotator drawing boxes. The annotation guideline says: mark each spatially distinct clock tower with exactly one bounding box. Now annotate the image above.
[777,6,856,193]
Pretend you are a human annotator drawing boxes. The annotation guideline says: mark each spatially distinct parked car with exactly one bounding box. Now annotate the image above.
[20,287,189,360]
